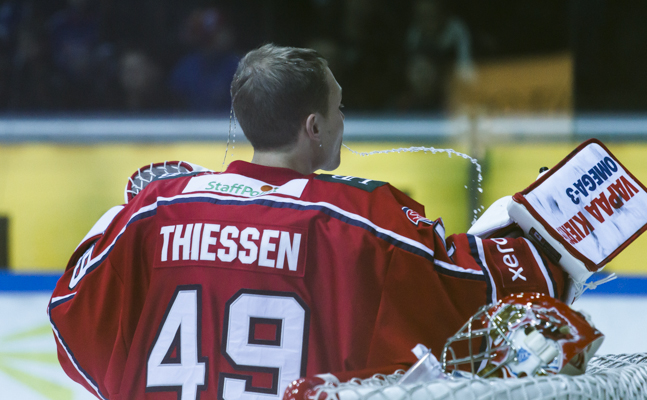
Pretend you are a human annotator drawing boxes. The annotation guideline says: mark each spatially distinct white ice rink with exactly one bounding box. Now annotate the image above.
[0,290,645,400]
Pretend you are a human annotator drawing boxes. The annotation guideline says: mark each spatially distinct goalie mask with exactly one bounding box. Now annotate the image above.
[124,161,211,203]
[442,292,604,378]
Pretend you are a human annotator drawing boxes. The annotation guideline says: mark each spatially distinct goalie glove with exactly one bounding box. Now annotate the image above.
[508,139,647,303]
[124,161,212,203]
[470,139,647,303]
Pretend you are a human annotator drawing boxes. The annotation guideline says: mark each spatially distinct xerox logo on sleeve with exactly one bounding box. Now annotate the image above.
[182,174,308,198]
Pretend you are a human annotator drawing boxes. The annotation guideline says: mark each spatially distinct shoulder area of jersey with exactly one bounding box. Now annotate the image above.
[124,161,213,203]
[314,173,388,193]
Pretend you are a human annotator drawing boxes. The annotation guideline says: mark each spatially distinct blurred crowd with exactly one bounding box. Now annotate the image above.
[0,0,243,113]
[0,0,558,114]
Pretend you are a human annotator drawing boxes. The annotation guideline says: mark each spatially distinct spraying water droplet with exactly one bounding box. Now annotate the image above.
[343,143,484,224]
[223,105,238,170]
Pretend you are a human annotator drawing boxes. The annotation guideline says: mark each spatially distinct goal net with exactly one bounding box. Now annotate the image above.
[305,353,647,400]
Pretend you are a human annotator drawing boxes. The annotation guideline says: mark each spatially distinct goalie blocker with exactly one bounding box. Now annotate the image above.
[472,139,647,303]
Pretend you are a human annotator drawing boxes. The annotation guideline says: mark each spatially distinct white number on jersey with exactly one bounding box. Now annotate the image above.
[147,286,207,400]
[146,287,310,400]
[69,244,95,289]
[219,290,310,400]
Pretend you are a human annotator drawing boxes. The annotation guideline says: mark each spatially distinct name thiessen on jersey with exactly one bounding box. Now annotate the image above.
[157,222,305,275]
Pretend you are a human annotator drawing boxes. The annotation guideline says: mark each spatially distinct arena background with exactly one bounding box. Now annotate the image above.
[2,0,647,398]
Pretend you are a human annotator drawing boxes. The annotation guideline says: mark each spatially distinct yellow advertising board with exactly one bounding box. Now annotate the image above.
[0,141,645,275]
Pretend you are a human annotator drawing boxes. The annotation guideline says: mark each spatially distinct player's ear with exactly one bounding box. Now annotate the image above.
[305,113,320,141]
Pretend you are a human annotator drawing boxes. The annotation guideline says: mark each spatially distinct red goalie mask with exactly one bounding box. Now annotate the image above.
[442,292,604,378]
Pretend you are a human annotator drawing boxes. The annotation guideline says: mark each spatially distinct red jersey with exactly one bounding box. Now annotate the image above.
[48,161,566,400]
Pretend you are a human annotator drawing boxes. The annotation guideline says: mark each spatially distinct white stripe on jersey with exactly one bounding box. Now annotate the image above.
[73,192,487,293]
[50,292,76,305]
[523,237,555,298]
[475,236,498,303]
[82,192,438,271]
[434,259,485,276]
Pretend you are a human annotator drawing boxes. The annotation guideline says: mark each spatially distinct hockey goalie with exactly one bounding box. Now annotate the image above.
[48,138,647,400]
[48,42,647,400]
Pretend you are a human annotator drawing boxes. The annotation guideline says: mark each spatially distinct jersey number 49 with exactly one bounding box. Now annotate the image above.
[146,285,310,400]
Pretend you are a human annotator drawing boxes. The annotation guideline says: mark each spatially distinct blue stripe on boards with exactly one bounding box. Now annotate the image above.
[580,274,647,296]
[0,271,62,292]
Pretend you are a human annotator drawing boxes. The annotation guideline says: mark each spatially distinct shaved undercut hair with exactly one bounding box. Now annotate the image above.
[230,44,329,150]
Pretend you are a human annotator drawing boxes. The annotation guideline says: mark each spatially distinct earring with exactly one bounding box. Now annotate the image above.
[319,143,323,148]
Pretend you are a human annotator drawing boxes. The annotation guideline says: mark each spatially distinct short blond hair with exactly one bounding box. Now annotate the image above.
[231,44,329,150]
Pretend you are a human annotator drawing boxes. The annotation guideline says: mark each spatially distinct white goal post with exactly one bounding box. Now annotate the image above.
[303,353,647,400]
